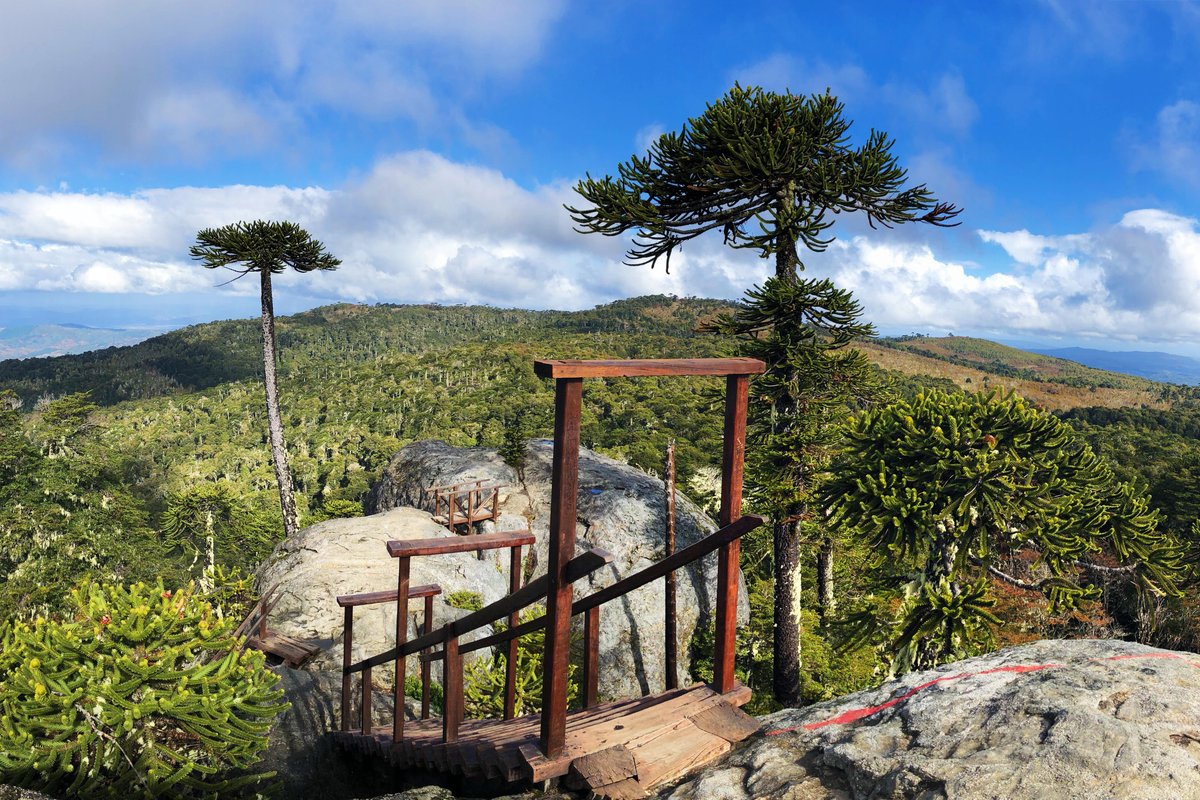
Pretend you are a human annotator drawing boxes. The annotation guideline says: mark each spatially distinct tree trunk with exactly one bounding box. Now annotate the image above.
[816,536,835,622]
[259,269,300,539]
[772,517,803,706]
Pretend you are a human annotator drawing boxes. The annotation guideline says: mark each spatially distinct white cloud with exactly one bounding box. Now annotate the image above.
[1129,100,1200,188]
[4,152,1200,348]
[0,1,567,170]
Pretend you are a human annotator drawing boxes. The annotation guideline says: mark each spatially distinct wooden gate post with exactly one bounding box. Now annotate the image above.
[540,376,582,758]
[714,374,748,694]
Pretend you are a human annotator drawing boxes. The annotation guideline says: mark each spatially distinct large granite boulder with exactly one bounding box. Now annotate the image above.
[256,507,511,680]
[662,639,1200,800]
[366,439,749,701]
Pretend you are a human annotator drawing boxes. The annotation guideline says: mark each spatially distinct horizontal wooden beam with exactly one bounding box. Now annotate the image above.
[387,530,535,558]
[430,515,765,661]
[336,583,442,607]
[346,547,614,674]
[533,358,766,379]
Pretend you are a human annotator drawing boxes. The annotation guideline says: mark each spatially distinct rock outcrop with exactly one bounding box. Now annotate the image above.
[662,639,1200,800]
[366,439,748,700]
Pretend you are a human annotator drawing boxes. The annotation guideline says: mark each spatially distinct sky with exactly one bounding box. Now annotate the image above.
[3,1,1200,354]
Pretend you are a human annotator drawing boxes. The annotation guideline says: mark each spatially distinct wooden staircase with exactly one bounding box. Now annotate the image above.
[331,683,758,798]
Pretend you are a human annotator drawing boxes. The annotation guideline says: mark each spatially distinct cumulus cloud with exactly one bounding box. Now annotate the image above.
[0,1,567,169]
[3,151,1200,348]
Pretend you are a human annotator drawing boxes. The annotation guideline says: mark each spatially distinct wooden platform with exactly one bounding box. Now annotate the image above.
[329,683,758,798]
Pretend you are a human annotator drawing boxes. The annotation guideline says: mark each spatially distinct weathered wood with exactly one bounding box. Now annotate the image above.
[688,703,761,742]
[244,631,321,667]
[362,665,373,736]
[393,556,410,743]
[541,376,582,759]
[567,744,637,790]
[590,777,647,800]
[351,546,612,674]
[421,593,434,720]
[336,583,442,607]
[583,605,600,709]
[715,373,748,694]
[534,358,766,379]
[664,438,677,692]
[387,530,534,558]
[504,544,522,720]
[443,635,463,743]
[342,606,353,731]
[446,515,763,659]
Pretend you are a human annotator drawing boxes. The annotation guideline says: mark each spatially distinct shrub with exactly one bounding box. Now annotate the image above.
[463,606,577,718]
[0,580,288,798]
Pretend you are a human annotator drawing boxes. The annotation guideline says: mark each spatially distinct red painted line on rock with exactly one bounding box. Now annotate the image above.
[768,652,1200,737]
[766,663,1064,736]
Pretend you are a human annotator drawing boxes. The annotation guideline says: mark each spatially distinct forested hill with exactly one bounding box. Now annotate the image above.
[0,297,1175,412]
[0,296,733,408]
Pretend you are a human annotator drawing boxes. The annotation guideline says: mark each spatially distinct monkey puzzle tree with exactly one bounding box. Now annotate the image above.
[190,220,340,539]
[824,389,1186,674]
[569,85,959,704]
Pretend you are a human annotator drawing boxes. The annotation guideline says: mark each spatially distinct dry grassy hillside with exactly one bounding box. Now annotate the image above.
[861,337,1168,411]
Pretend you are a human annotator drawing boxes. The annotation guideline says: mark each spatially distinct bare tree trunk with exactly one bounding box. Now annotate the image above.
[664,439,677,690]
[817,536,835,622]
[260,269,300,538]
[773,517,803,706]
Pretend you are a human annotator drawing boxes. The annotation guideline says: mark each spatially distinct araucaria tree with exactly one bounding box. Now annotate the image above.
[569,85,959,704]
[190,221,340,538]
[824,390,1186,674]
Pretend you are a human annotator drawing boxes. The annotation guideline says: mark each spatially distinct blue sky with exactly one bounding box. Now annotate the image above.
[3,1,1200,353]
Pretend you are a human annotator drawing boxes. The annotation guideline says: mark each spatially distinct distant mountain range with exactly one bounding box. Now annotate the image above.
[0,323,170,359]
[1030,347,1200,386]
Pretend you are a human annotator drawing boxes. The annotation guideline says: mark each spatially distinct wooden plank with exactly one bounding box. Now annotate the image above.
[337,583,442,607]
[583,605,599,708]
[388,530,534,557]
[504,545,522,720]
[534,358,766,379]
[393,557,410,743]
[341,606,353,731]
[592,777,647,800]
[443,635,463,743]
[629,718,730,789]
[567,744,637,789]
[714,373,748,694]
[688,703,761,743]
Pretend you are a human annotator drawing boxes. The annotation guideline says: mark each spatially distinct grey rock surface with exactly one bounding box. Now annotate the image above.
[662,639,1200,800]
[367,439,748,700]
[256,506,510,681]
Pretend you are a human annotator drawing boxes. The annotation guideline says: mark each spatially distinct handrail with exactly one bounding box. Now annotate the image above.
[344,546,614,675]
[387,530,534,558]
[423,480,503,494]
[337,583,442,607]
[422,514,765,661]
[534,357,766,379]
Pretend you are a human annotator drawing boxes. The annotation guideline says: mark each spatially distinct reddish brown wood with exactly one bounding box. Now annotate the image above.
[387,530,534,558]
[714,374,749,694]
[583,605,600,709]
[361,665,373,736]
[664,438,678,691]
[534,358,766,379]
[341,606,353,731]
[541,376,582,758]
[443,635,463,743]
[393,556,410,743]
[421,594,434,720]
[504,545,522,720]
[337,583,442,607]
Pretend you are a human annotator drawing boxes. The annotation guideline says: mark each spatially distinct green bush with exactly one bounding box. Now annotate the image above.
[463,606,577,718]
[0,580,288,798]
[445,591,483,612]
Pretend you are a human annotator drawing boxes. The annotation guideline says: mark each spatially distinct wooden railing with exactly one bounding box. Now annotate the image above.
[423,480,503,532]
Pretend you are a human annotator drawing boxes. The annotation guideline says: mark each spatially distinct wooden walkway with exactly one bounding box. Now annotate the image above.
[331,683,758,797]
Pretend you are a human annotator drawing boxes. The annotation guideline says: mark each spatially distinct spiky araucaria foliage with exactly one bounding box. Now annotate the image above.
[824,389,1187,674]
[0,580,288,798]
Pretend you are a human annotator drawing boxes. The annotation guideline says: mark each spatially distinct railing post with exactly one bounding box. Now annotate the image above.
[443,634,463,743]
[362,665,373,735]
[392,556,411,742]
[421,595,434,720]
[504,544,522,720]
[664,438,678,691]
[341,606,354,731]
[714,374,749,694]
[583,605,600,708]
[540,376,582,758]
